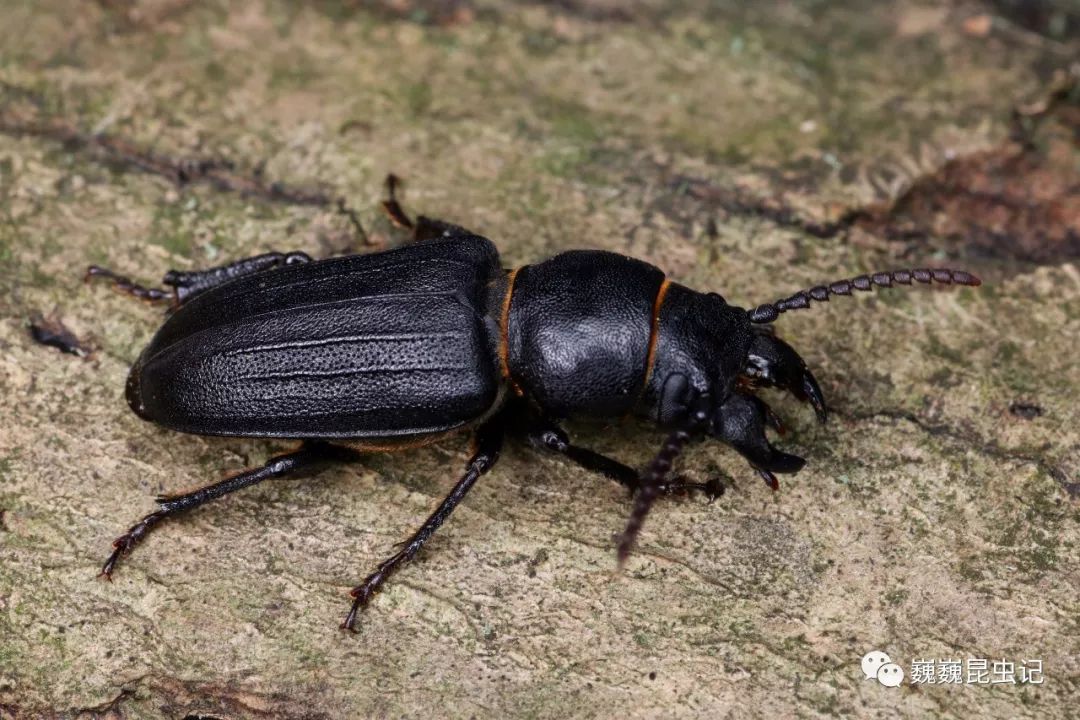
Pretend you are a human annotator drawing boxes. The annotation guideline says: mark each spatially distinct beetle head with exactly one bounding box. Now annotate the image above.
[725,265,980,486]
[705,326,822,489]
[656,371,805,489]
[651,267,980,489]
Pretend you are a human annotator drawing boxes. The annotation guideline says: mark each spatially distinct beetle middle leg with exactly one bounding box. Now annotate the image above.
[101,441,355,579]
[86,251,312,308]
[341,414,505,631]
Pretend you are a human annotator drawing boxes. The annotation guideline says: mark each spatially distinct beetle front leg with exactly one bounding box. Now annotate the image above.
[524,416,723,499]
[341,414,506,631]
[86,250,312,308]
[615,380,715,565]
[101,442,354,579]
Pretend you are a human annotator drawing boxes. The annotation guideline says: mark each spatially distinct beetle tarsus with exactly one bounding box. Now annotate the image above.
[100,509,168,578]
[759,400,786,435]
[756,468,780,491]
[657,475,726,501]
[380,172,415,230]
[380,173,468,243]
[85,265,174,305]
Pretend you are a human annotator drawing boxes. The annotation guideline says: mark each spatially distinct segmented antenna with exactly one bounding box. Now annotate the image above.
[748,268,981,324]
[616,428,692,569]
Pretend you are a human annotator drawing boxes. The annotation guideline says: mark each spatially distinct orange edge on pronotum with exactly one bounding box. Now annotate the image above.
[641,278,671,392]
[499,267,524,396]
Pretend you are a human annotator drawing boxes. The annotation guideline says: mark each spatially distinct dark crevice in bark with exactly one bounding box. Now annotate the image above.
[668,67,1079,268]
[0,111,370,247]
[839,408,1076,498]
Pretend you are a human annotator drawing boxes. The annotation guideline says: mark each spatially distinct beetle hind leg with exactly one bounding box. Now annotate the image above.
[341,413,506,631]
[100,442,354,579]
[380,172,415,231]
[86,251,312,308]
[159,251,311,304]
[84,265,173,305]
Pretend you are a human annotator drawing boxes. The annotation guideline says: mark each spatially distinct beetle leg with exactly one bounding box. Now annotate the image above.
[341,415,505,631]
[100,442,353,579]
[86,251,312,308]
[160,251,312,305]
[84,266,173,305]
[525,416,724,500]
[380,173,415,230]
[614,389,714,566]
[413,215,472,242]
[380,172,476,243]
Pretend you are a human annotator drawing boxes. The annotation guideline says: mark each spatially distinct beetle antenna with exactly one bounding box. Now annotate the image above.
[747,268,981,324]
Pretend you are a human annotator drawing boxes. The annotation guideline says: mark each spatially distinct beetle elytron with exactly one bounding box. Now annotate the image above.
[89,180,980,630]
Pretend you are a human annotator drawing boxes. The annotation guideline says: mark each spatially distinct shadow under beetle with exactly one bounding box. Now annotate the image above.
[89,179,981,631]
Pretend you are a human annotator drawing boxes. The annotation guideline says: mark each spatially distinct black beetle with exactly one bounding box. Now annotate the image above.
[89,181,980,630]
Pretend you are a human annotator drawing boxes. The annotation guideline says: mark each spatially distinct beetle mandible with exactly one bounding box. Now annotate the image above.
[89,179,981,631]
